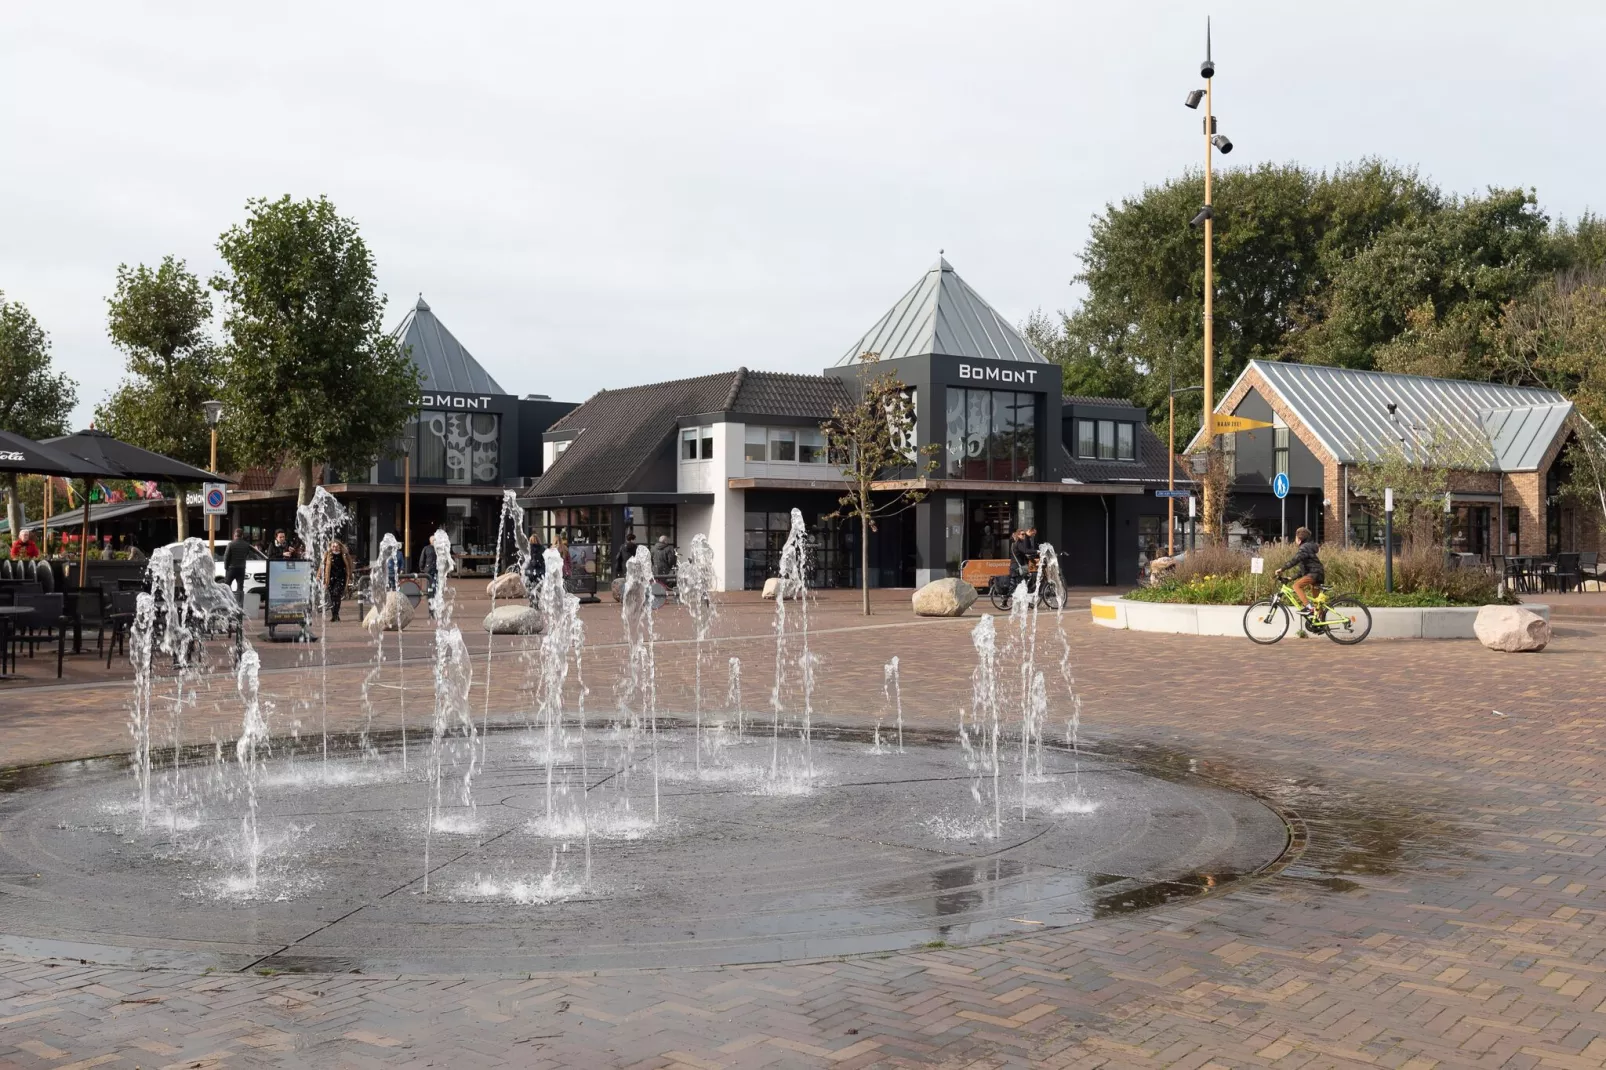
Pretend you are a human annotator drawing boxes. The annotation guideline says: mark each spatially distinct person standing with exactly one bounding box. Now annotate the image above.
[266,530,291,560]
[651,534,677,578]
[223,527,253,605]
[524,532,547,587]
[323,539,353,622]
[613,531,638,579]
[9,529,39,560]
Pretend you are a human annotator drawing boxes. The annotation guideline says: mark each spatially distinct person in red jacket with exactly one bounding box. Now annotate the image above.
[9,529,40,560]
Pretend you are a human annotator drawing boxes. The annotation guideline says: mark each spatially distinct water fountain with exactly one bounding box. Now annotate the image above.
[0,508,1290,975]
[295,487,351,768]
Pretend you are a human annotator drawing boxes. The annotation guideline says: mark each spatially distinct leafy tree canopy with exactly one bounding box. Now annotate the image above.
[212,195,419,503]
[96,256,225,473]
[0,293,77,537]
[1036,160,1598,443]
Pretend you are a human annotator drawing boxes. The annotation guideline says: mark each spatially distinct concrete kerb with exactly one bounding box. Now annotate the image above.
[1090,596,1550,640]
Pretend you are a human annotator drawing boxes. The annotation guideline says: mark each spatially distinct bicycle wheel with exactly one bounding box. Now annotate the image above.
[1243,599,1290,644]
[1040,585,1061,611]
[989,584,1012,612]
[1322,596,1372,645]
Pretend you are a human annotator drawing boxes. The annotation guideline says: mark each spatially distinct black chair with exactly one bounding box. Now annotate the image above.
[1579,551,1601,592]
[104,590,141,668]
[11,592,67,678]
[21,559,36,582]
[1553,553,1582,594]
[0,558,11,580]
[65,588,105,655]
[35,560,53,594]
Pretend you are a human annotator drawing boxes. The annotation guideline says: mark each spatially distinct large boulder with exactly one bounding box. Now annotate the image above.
[911,577,978,617]
[760,577,809,601]
[483,605,543,635]
[1474,604,1551,652]
[364,591,415,632]
[486,571,526,599]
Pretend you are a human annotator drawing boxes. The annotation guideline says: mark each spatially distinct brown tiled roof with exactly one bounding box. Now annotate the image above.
[533,369,850,499]
[730,371,852,417]
[534,371,741,497]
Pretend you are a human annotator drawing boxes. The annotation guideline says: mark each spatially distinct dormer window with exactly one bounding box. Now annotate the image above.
[1073,418,1137,461]
[680,427,713,460]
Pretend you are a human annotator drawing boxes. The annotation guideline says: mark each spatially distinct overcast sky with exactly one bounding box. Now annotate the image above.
[4,2,1602,429]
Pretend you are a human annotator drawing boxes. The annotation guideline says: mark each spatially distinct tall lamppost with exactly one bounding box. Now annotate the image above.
[1184,20,1233,541]
[202,399,224,553]
[401,434,412,564]
[1168,373,1205,555]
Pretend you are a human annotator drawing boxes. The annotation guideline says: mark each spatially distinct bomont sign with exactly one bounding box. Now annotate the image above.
[958,363,1038,385]
[420,394,493,410]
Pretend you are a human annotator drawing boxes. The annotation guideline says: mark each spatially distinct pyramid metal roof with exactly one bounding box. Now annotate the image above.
[834,258,1048,366]
[391,295,506,395]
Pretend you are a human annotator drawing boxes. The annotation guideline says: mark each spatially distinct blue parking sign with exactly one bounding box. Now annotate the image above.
[1272,472,1290,499]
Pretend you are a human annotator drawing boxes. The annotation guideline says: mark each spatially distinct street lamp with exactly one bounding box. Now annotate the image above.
[1185,18,1236,542]
[1167,373,1205,555]
[203,400,224,553]
[400,432,413,563]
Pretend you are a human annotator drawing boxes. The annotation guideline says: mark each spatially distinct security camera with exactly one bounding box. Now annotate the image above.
[1189,205,1213,229]
[1211,134,1233,154]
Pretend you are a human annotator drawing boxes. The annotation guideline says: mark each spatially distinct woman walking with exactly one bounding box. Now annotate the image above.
[323,538,354,622]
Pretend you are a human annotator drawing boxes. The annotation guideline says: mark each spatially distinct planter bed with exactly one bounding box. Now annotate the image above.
[1090,596,1550,640]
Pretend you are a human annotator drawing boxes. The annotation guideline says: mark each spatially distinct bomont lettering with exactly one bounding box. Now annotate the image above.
[958,363,1037,385]
[419,394,492,410]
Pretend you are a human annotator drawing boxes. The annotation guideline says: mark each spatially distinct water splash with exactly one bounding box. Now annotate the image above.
[767,508,815,791]
[619,545,662,824]
[127,593,157,827]
[482,490,527,760]
[965,614,1003,839]
[423,529,478,893]
[884,656,904,753]
[678,534,719,771]
[532,545,592,883]
[295,487,350,769]
[727,656,743,736]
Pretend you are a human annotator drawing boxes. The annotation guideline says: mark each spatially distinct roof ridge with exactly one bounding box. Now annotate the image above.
[723,367,747,411]
[1251,358,1564,398]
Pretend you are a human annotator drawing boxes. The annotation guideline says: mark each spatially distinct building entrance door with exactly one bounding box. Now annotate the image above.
[966,499,1036,560]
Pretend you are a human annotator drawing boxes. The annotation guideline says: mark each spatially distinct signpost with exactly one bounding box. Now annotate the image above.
[202,483,227,516]
[264,559,314,641]
[1273,471,1289,541]
[1187,495,1197,552]
[1211,415,1274,434]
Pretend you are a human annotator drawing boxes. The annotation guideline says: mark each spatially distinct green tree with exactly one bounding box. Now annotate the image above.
[1050,160,1442,441]
[212,195,419,506]
[95,257,225,540]
[824,354,939,616]
[0,294,77,540]
[1347,421,1490,551]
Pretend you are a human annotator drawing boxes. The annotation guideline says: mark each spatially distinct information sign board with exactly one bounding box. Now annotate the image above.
[202,483,228,515]
[266,559,313,626]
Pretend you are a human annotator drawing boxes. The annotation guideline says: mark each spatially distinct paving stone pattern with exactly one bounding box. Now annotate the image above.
[2,593,1604,1068]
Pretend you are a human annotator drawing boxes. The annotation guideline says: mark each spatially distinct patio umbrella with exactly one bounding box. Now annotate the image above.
[0,429,118,479]
[0,430,117,568]
[40,428,232,586]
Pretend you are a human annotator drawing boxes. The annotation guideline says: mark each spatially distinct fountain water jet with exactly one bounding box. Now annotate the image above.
[677,534,719,772]
[295,487,350,769]
[423,529,478,893]
[767,509,815,790]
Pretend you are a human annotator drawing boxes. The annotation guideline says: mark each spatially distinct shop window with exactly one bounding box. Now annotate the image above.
[946,388,1037,480]
[767,428,796,462]
[542,506,612,580]
[1075,419,1096,459]
[1503,506,1520,557]
[744,425,767,462]
[1274,426,1289,477]
[798,427,826,464]
[743,509,852,589]
[1117,422,1136,462]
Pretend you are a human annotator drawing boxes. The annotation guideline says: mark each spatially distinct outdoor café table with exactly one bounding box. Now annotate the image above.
[0,604,30,679]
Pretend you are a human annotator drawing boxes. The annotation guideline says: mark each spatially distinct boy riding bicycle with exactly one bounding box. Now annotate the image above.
[1277,527,1324,621]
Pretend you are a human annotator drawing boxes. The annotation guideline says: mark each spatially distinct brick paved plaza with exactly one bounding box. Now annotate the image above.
[2,591,1604,1068]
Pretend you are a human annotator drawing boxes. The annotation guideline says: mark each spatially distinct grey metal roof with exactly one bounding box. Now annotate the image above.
[391,296,506,395]
[1217,360,1571,471]
[834,258,1048,366]
[1480,402,1573,472]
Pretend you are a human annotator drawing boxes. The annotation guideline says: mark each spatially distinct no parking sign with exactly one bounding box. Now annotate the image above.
[202,482,228,516]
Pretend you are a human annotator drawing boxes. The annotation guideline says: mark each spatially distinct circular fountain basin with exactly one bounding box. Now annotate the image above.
[0,728,1288,975]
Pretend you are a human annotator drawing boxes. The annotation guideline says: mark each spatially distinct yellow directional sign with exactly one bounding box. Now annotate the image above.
[1212,415,1275,434]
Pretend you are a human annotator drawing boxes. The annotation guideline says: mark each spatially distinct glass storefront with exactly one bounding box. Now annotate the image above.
[743,509,854,589]
[964,498,1035,560]
[945,389,1038,481]
[542,506,611,582]
[412,411,501,485]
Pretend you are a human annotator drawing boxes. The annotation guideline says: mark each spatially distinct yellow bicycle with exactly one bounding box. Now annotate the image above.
[1243,577,1372,645]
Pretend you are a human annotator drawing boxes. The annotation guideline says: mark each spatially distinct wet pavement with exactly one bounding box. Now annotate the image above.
[0,597,1604,1067]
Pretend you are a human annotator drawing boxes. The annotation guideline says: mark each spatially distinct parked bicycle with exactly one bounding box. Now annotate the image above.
[1243,576,1372,645]
[988,556,1064,612]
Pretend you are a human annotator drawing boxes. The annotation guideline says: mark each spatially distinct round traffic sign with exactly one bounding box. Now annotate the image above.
[1272,472,1290,499]
[205,487,225,509]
